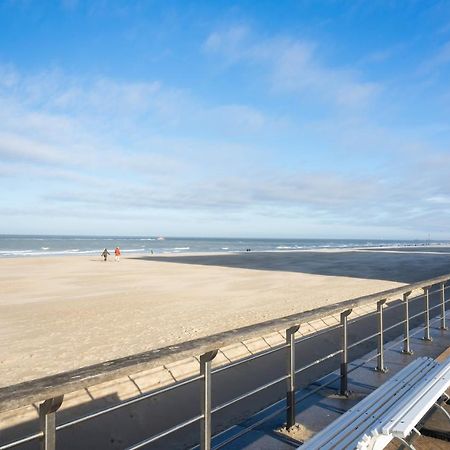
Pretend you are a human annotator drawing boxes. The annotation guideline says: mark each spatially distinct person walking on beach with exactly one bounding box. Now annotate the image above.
[101,248,110,261]
[114,246,121,262]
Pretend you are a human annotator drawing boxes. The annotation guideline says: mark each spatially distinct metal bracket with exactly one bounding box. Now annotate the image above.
[434,402,450,421]
[40,396,64,415]
[341,309,353,318]
[200,350,218,365]
[395,437,416,450]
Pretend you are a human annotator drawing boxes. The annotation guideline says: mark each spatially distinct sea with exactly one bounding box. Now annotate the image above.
[0,235,447,258]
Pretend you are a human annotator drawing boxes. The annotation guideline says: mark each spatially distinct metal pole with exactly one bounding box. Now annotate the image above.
[375,299,387,373]
[441,282,448,330]
[39,396,64,450]
[200,350,218,450]
[402,292,413,355]
[340,309,352,396]
[423,286,432,341]
[286,324,300,429]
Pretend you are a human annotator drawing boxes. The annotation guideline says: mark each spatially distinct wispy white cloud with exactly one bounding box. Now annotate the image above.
[203,26,381,109]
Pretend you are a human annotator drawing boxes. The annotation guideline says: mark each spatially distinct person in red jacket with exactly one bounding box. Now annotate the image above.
[114,246,121,262]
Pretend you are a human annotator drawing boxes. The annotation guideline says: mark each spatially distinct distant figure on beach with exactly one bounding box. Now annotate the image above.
[101,248,110,261]
[114,247,121,262]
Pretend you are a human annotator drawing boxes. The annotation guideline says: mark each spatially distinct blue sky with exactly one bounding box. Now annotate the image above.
[1,1,450,239]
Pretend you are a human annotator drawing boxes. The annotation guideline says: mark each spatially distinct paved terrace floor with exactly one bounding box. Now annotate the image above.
[214,315,450,449]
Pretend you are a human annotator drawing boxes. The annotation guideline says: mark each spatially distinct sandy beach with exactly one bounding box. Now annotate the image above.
[2,248,450,387]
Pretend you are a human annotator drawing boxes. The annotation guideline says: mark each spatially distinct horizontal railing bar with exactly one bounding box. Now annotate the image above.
[409,310,427,321]
[409,316,441,338]
[212,344,288,374]
[56,374,203,431]
[0,431,42,450]
[384,319,406,333]
[2,274,448,412]
[429,302,443,312]
[214,322,344,376]
[347,332,380,350]
[383,315,443,354]
[212,374,288,414]
[295,350,343,374]
[125,414,203,450]
[296,374,342,404]
[347,352,381,375]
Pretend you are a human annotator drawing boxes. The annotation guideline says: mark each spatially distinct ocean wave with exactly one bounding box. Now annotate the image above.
[0,249,96,256]
[0,250,34,254]
[174,247,190,250]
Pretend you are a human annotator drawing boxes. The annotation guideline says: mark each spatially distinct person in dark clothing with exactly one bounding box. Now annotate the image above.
[101,248,110,261]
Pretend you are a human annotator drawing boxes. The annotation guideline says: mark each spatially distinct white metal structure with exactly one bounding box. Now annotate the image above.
[300,356,450,450]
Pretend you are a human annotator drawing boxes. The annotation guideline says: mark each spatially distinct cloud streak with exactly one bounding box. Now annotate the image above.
[203,26,380,109]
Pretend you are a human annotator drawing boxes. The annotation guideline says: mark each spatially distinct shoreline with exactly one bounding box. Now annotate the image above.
[2,242,450,260]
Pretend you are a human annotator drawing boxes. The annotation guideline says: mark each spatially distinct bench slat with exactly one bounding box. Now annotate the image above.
[389,364,450,437]
[300,357,434,449]
[329,359,437,449]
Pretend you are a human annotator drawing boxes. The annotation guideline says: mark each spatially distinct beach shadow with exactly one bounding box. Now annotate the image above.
[131,250,450,283]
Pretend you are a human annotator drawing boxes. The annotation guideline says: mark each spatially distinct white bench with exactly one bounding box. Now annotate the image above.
[300,356,450,450]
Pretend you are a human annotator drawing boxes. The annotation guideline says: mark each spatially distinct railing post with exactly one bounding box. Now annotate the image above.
[423,286,432,342]
[39,396,64,450]
[340,309,352,396]
[200,350,218,450]
[402,291,413,355]
[286,324,300,429]
[375,299,387,373]
[441,282,448,330]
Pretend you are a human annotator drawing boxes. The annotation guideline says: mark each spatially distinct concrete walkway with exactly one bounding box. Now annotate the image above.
[214,314,450,449]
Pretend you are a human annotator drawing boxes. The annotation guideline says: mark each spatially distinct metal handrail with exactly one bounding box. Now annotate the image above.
[211,374,288,414]
[125,414,204,450]
[1,276,448,450]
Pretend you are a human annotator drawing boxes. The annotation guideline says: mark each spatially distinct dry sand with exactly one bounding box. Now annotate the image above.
[2,248,450,387]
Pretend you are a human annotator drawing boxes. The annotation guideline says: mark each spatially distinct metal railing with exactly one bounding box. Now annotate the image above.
[1,274,449,450]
